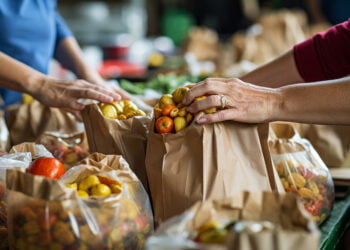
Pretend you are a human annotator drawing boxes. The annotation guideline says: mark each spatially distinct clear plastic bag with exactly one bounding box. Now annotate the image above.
[36,131,89,169]
[269,123,335,224]
[6,154,153,250]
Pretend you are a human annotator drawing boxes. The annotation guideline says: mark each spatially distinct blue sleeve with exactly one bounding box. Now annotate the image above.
[55,11,73,46]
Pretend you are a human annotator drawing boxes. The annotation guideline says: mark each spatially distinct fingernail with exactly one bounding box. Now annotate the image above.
[197,117,207,124]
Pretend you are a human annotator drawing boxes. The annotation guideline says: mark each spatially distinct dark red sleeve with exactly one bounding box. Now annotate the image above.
[293,19,350,82]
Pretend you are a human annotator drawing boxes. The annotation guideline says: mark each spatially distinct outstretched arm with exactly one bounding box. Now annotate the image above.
[240,50,304,88]
[0,52,120,111]
[183,76,350,125]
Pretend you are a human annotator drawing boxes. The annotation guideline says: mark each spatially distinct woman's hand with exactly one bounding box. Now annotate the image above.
[29,76,122,111]
[182,78,282,124]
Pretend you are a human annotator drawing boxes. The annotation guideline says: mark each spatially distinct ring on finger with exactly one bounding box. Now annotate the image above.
[219,95,227,109]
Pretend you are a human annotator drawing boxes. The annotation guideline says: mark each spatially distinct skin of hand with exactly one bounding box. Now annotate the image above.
[0,52,121,112]
[183,76,350,125]
[54,37,131,100]
[183,77,280,124]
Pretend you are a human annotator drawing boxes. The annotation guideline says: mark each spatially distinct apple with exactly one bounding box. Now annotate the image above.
[155,116,174,134]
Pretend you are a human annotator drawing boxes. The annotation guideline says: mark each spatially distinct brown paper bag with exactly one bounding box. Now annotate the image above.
[304,125,350,168]
[145,191,319,250]
[146,118,283,225]
[82,103,151,190]
[6,100,78,146]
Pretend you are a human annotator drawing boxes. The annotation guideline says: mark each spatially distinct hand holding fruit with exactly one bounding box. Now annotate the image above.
[154,85,220,134]
[182,78,279,124]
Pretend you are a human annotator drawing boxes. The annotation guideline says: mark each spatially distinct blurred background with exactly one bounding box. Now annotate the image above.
[53,0,349,96]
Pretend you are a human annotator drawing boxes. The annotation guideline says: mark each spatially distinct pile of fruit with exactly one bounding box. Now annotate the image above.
[154,86,219,134]
[99,100,146,120]
[65,174,123,198]
[275,159,333,223]
[10,198,152,250]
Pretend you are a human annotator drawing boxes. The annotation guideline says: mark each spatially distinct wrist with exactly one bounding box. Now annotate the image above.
[78,67,105,85]
[268,88,285,122]
[24,72,47,95]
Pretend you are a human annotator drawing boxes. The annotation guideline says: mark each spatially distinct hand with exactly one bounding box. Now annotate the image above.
[29,77,122,111]
[182,78,281,124]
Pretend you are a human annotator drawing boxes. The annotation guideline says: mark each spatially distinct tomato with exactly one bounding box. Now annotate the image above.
[97,175,119,186]
[27,157,65,180]
[161,104,176,116]
[155,116,174,134]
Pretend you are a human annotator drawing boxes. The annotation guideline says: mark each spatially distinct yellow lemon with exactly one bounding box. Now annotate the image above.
[77,190,89,198]
[65,183,77,190]
[91,184,111,197]
[78,175,100,191]
[101,104,118,119]
[174,116,187,132]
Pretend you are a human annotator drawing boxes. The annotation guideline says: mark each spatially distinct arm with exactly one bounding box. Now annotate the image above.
[240,50,304,87]
[241,19,350,86]
[53,12,131,99]
[183,76,350,125]
[54,37,105,85]
[0,52,120,110]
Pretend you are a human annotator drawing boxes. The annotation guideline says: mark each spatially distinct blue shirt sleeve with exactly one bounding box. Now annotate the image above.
[55,11,73,46]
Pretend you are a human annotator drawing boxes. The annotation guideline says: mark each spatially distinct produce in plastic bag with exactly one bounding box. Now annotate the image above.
[36,131,89,169]
[269,123,334,224]
[0,143,42,250]
[6,153,153,250]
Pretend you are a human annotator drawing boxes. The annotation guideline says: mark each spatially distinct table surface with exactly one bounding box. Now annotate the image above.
[319,193,350,250]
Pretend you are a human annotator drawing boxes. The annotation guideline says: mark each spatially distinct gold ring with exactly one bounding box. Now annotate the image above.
[220,95,227,109]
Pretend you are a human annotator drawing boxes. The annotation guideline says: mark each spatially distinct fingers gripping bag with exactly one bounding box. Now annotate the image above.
[82,103,151,191]
[268,122,334,224]
[146,111,284,225]
[6,153,153,250]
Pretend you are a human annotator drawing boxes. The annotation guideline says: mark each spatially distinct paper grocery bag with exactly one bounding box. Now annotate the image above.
[304,125,350,168]
[146,191,320,250]
[146,118,283,224]
[82,103,151,190]
[6,100,78,146]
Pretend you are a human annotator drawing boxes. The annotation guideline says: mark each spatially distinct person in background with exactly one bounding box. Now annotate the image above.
[183,19,350,125]
[305,0,350,25]
[0,0,129,111]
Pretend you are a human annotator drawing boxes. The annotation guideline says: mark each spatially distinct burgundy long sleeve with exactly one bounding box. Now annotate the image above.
[293,19,350,82]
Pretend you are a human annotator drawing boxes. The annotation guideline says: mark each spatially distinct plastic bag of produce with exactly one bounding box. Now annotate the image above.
[146,92,283,225]
[269,122,334,224]
[145,191,320,250]
[82,102,151,190]
[6,153,153,250]
[6,100,78,146]
[0,142,53,250]
[36,131,89,169]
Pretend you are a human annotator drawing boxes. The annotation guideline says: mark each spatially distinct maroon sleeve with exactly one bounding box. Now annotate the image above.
[293,19,350,82]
